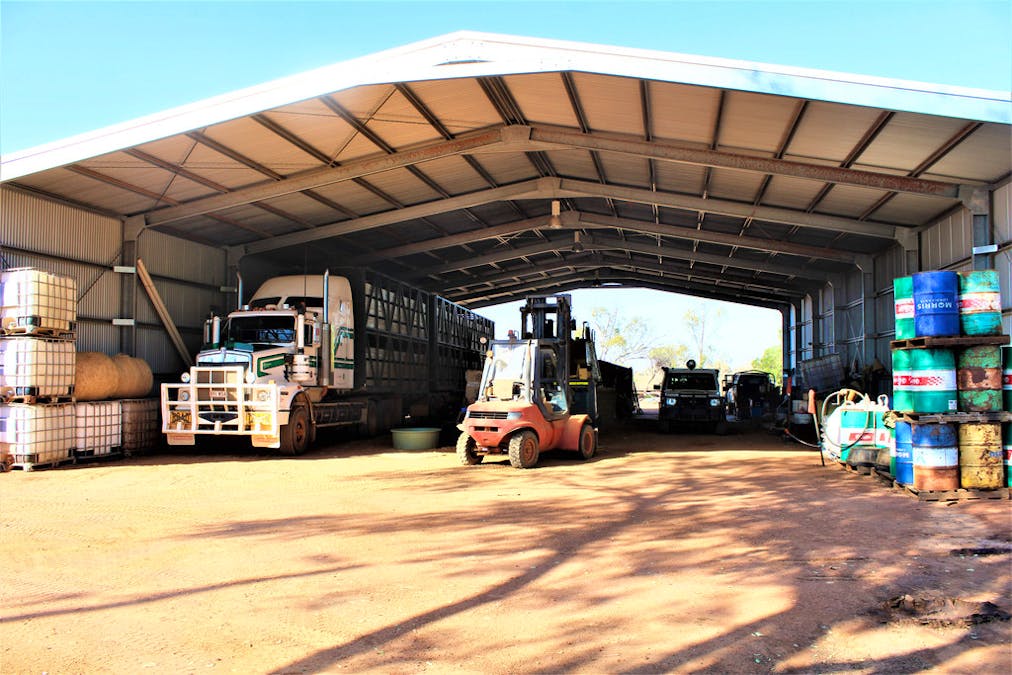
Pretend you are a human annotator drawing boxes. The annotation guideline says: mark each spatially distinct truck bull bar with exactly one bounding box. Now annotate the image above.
[161,366,282,448]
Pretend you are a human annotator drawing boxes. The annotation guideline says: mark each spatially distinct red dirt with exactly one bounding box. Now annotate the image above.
[2,422,1010,674]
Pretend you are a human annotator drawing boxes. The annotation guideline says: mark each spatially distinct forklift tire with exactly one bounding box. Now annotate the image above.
[508,430,539,469]
[456,431,483,465]
[280,402,311,455]
[578,423,596,460]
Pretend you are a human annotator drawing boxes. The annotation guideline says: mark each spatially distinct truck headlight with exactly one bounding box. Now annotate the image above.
[180,372,191,383]
[506,411,523,420]
[666,398,676,406]
[256,389,270,402]
[179,390,190,402]
[710,398,720,407]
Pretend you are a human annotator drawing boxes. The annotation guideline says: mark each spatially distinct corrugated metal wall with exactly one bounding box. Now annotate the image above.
[794,181,1012,379]
[1,186,227,373]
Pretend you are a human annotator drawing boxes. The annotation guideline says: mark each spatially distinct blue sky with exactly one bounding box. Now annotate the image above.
[2,0,1009,371]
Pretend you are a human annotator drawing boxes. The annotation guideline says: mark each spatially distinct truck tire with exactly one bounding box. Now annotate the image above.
[508,430,539,469]
[578,423,597,460]
[280,402,311,455]
[456,431,483,465]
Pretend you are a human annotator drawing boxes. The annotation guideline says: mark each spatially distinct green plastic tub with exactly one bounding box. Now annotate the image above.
[391,427,441,450]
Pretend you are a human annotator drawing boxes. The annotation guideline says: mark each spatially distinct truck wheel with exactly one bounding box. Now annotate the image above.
[578,423,597,460]
[507,430,539,469]
[280,403,311,455]
[456,431,483,465]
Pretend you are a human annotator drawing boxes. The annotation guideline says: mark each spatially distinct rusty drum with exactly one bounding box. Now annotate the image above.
[958,422,1004,490]
[956,345,1003,412]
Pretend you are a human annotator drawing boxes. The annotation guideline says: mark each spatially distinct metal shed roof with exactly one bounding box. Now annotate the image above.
[2,31,1010,308]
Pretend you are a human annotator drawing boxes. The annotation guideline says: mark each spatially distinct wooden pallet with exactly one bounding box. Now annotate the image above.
[9,454,75,472]
[898,484,1010,502]
[72,447,124,463]
[1,324,76,340]
[890,335,1010,350]
[1,393,74,405]
[841,462,873,476]
[892,410,1012,425]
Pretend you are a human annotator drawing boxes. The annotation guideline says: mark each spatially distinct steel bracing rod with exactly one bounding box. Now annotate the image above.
[522,125,962,198]
[436,253,803,297]
[450,270,797,310]
[355,216,553,265]
[553,178,897,239]
[438,256,801,299]
[410,231,828,281]
[65,165,272,237]
[857,121,983,221]
[146,128,506,226]
[238,171,903,257]
[572,212,857,264]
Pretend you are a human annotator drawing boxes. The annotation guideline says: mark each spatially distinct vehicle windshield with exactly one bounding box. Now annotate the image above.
[665,372,717,391]
[225,316,296,347]
[480,342,531,401]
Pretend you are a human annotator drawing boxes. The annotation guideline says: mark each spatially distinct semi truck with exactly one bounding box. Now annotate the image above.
[162,269,493,454]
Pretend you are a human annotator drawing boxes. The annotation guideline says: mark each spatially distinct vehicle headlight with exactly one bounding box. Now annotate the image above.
[506,411,523,420]
[256,389,270,402]
[710,398,720,407]
[179,390,190,401]
[666,398,676,406]
[245,369,257,385]
[180,372,191,383]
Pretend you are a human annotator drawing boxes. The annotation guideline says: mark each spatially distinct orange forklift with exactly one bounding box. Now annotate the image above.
[456,295,597,469]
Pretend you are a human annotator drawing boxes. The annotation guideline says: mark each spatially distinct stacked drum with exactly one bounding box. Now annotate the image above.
[891,269,1008,493]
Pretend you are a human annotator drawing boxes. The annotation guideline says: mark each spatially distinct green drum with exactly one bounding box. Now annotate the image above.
[957,345,1003,412]
[959,270,1002,336]
[893,276,915,340]
[892,349,913,411]
[908,348,957,413]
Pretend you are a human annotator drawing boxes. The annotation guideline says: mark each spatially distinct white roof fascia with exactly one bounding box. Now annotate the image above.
[3,31,1009,182]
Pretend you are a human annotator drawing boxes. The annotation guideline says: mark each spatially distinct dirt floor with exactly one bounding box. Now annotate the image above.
[2,420,1010,674]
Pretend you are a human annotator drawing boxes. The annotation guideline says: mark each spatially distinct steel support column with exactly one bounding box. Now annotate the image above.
[962,187,994,271]
[119,215,145,355]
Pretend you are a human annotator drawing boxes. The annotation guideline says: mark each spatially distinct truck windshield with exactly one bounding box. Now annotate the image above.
[226,316,296,346]
[665,372,717,390]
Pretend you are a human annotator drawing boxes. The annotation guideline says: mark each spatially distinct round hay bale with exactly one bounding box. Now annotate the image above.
[75,352,118,401]
[112,354,153,399]
[128,356,153,398]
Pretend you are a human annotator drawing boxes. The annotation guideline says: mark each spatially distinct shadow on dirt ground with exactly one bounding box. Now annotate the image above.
[3,424,1009,674]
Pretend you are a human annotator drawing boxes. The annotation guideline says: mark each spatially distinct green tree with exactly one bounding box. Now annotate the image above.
[751,344,783,386]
